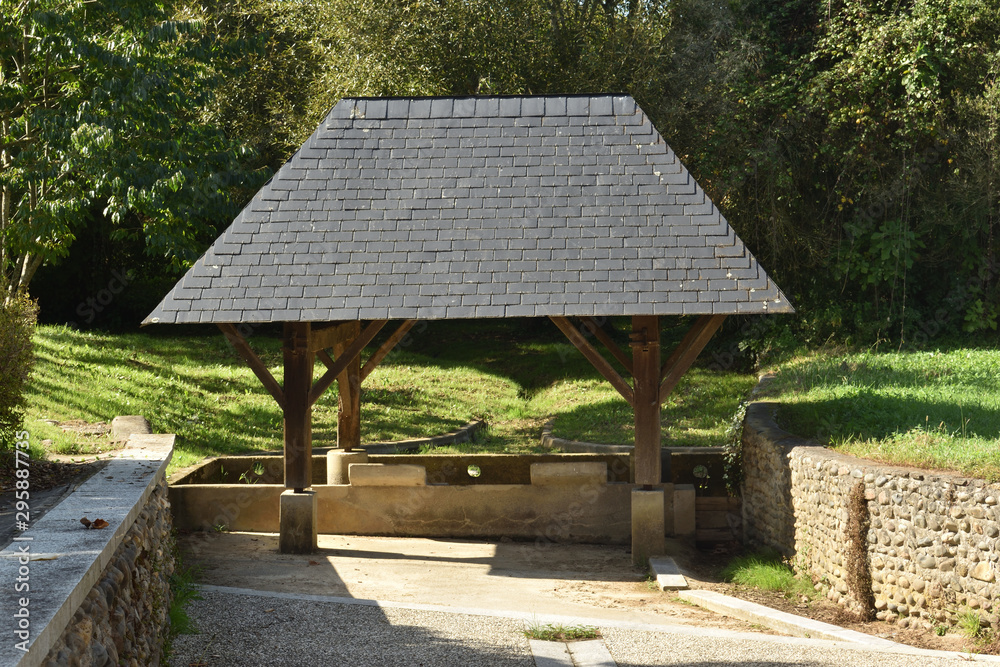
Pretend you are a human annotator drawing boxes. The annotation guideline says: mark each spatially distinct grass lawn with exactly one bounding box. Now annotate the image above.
[25,319,756,473]
[762,347,1000,481]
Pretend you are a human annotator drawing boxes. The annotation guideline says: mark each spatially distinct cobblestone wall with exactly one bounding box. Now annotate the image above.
[41,479,174,666]
[743,402,1000,630]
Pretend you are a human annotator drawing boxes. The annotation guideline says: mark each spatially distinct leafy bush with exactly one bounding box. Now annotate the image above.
[0,293,38,448]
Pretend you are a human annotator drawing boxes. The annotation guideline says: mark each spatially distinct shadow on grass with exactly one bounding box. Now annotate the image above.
[772,361,1000,445]
[778,394,1000,441]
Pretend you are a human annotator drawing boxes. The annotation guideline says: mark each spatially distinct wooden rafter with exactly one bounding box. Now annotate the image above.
[550,316,634,406]
[218,324,285,409]
[659,314,727,395]
[308,319,387,406]
[579,317,633,375]
[360,319,418,382]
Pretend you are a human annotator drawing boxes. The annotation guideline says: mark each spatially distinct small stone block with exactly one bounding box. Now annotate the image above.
[528,639,572,666]
[649,556,688,590]
[349,463,427,486]
[674,483,696,537]
[530,462,606,485]
[279,490,317,554]
[327,450,369,485]
[566,639,617,667]
[632,489,666,567]
[111,415,152,440]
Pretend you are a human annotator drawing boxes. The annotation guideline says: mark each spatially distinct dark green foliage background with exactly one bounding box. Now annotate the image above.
[11,0,1000,347]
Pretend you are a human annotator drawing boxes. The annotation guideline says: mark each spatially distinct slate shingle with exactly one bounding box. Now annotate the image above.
[144,95,793,325]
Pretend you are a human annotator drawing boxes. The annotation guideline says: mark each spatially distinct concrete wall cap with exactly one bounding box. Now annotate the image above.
[530,461,607,485]
[349,463,427,486]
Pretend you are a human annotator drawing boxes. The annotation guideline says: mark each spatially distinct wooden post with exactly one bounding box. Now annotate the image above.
[334,321,362,451]
[283,322,313,491]
[630,316,661,488]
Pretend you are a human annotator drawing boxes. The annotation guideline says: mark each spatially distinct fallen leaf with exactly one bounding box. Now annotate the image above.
[80,517,92,528]
[264,608,275,613]
[308,560,320,566]
[92,519,109,529]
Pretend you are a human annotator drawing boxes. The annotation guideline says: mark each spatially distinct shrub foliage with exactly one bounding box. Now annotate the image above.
[0,293,38,447]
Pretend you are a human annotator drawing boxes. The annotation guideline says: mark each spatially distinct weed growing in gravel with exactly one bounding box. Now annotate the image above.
[524,622,600,641]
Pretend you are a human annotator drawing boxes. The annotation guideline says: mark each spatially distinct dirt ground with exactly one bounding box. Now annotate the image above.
[175,529,994,657]
[177,531,770,635]
[664,539,989,656]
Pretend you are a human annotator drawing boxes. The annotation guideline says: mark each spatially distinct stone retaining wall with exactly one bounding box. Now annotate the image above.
[742,402,1000,630]
[0,434,174,667]
[40,479,174,667]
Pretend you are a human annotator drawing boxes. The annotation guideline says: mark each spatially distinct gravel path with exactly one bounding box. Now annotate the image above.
[169,586,988,667]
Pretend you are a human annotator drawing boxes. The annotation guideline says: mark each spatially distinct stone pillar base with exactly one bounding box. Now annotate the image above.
[279,490,317,554]
[327,450,369,485]
[632,488,666,567]
[674,483,696,538]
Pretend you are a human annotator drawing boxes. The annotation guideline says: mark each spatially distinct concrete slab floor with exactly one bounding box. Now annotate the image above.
[176,531,759,632]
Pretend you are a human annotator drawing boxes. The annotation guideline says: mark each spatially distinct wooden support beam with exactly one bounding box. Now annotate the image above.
[550,316,634,406]
[660,314,727,396]
[580,317,633,374]
[333,321,361,451]
[217,324,284,409]
[360,319,418,382]
[283,322,313,491]
[631,316,661,487]
[309,321,355,354]
[308,319,387,406]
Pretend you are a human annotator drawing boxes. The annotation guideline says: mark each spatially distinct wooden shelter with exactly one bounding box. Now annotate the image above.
[145,94,792,557]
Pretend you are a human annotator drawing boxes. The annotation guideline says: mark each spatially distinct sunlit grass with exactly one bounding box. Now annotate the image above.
[721,550,817,600]
[763,348,1000,480]
[25,320,755,472]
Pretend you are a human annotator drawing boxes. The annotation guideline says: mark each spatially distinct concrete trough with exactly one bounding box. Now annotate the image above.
[168,451,737,545]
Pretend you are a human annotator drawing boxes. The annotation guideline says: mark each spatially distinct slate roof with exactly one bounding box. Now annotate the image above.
[144,94,792,325]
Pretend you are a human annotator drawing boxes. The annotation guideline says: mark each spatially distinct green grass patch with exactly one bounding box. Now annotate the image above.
[25,320,754,472]
[721,550,817,599]
[523,622,600,641]
[763,348,1000,480]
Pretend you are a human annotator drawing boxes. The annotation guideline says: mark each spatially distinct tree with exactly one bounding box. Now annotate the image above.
[0,0,263,303]
[201,0,675,168]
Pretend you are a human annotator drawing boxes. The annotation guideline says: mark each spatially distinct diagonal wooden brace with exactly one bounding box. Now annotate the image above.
[218,323,285,409]
[580,316,633,375]
[309,319,387,406]
[550,316,634,406]
[660,314,727,396]
[360,319,418,382]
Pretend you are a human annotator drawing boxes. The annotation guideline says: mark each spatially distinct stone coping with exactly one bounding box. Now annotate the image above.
[360,419,486,454]
[745,401,981,484]
[0,434,174,667]
[540,420,634,453]
[539,420,724,455]
[208,419,486,459]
